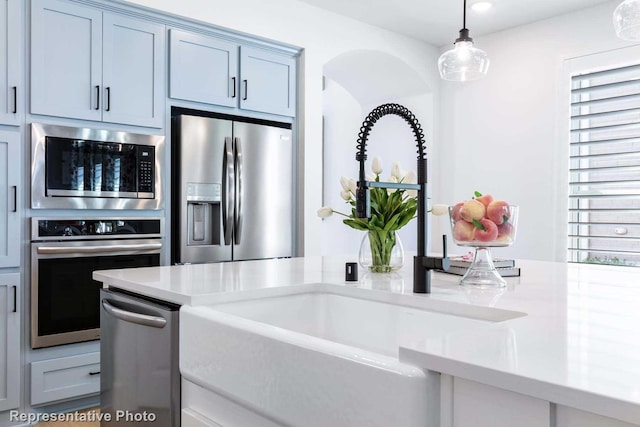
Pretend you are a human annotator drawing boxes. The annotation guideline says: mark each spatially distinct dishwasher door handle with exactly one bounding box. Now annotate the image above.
[101,299,167,328]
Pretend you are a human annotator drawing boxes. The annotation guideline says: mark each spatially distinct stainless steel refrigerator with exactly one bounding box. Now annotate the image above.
[171,113,294,264]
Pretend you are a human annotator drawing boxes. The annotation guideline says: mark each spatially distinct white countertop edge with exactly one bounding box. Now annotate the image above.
[399,347,640,425]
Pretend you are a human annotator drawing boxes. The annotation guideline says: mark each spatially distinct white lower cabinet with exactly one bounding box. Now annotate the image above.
[445,376,549,427]
[30,352,100,405]
[442,375,639,427]
[0,273,19,412]
[182,379,282,427]
[555,405,638,427]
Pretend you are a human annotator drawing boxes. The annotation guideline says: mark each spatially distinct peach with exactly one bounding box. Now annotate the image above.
[487,200,510,225]
[460,199,486,223]
[497,222,514,242]
[473,218,499,242]
[475,194,494,207]
[451,202,464,221]
[453,220,475,241]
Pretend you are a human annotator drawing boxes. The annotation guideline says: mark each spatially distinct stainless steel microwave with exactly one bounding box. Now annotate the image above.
[31,123,164,210]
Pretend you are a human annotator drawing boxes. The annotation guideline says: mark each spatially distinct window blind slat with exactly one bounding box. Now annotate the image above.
[571,92,640,107]
[570,151,640,160]
[569,164,640,173]
[570,136,640,146]
[571,79,640,95]
[571,106,640,120]
[570,121,640,133]
[572,63,640,81]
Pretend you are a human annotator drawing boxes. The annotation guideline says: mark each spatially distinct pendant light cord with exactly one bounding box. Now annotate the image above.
[462,0,467,30]
[456,0,471,42]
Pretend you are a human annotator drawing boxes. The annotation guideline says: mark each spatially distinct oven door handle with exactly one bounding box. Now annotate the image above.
[101,300,167,328]
[37,243,162,255]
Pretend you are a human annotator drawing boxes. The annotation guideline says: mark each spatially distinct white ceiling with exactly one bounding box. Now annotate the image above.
[297,0,614,46]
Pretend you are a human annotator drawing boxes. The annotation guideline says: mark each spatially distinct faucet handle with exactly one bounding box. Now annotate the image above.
[442,234,447,259]
[421,235,450,271]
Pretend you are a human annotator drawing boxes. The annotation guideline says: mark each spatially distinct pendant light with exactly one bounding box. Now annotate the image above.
[614,0,640,40]
[438,0,490,81]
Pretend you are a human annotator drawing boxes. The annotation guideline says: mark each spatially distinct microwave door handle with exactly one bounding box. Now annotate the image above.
[234,137,243,245]
[222,137,234,245]
[101,300,166,328]
[37,243,162,255]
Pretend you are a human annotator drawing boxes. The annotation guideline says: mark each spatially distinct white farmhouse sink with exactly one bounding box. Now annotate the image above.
[180,284,525,427]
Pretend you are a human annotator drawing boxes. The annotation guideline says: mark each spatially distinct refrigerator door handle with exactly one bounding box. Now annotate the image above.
[222,137,235,245]
[234,137,243,245]
[101,299,167,328]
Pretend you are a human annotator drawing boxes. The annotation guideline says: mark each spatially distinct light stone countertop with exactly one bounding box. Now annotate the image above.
[94,256,640,424]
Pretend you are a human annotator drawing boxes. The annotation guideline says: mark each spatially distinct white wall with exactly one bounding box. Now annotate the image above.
[434,0,638,261]
[124,0,441,257]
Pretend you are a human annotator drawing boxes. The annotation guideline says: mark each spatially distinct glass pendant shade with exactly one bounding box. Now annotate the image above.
[614,0,640,40]
[438,40,490,81]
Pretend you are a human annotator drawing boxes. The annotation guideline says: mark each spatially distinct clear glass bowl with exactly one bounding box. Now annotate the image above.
[448,204,518,288]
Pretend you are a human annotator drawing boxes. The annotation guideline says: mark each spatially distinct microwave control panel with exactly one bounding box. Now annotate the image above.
[137,146,155,196]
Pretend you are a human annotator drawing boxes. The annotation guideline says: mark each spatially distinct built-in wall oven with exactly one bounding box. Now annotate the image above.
[30,218,163,349]
[31,123,164,210]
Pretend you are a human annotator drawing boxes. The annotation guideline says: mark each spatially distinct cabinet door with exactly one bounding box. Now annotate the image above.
[169,29,238,108]
[102,14,165,128]
[240,47,296,117]
[0,130,18,268]
[0,273,19,412]
[0,0,22,125]
[450,378,550,427]
[31,0,102,121]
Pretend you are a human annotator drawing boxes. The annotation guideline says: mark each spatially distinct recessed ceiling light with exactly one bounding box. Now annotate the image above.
[470,1,493,12]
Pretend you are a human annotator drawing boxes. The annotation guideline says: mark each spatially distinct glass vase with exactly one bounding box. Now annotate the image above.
[358,230,404,273]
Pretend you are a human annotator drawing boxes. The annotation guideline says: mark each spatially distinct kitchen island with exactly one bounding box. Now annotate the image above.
[94,256,640,427]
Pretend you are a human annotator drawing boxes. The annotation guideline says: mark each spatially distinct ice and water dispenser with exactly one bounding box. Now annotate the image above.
[186,182,221,247]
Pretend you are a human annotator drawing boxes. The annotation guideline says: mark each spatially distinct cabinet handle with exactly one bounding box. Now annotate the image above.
[231,77,236,98]
[12,86,17,114]
[11,186,16,212]
[95,86,100,110]
[12,286,17,313]
[243,79,248,101]
[106,87,111,111]
[88,371,100,376]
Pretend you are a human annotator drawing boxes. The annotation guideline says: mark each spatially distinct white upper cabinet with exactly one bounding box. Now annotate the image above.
[102,14,165,127]
[239,46,296,117]
[169,29,296,117]
[169,29,238,108]
[0,130,19,269]
[31,0,165,128]
[0,0,23,125]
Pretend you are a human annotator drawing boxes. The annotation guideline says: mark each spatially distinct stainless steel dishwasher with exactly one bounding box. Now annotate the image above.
[100,288,180,426]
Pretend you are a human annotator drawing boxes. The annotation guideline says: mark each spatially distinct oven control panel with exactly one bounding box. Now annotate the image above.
[32,218,163,240]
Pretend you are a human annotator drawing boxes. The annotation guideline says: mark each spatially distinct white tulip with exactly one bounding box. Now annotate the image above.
[317,206,333,218]
[431,204,449,216]
[404,170,417,184]
[347,178,357,195]
[340,176,351,192]
[387,175,399,194]
[371,157,383,175]
[366,173,376,182]
[340,190,352,201]
[391,162,402,180]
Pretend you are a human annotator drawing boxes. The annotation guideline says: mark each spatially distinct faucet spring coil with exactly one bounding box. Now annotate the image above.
[355,103,427,162]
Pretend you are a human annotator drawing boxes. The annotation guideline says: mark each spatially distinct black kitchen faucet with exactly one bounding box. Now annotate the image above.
[354,103,450,293]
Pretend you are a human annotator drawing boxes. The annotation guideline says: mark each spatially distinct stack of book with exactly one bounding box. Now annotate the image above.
[440,255,521,277]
